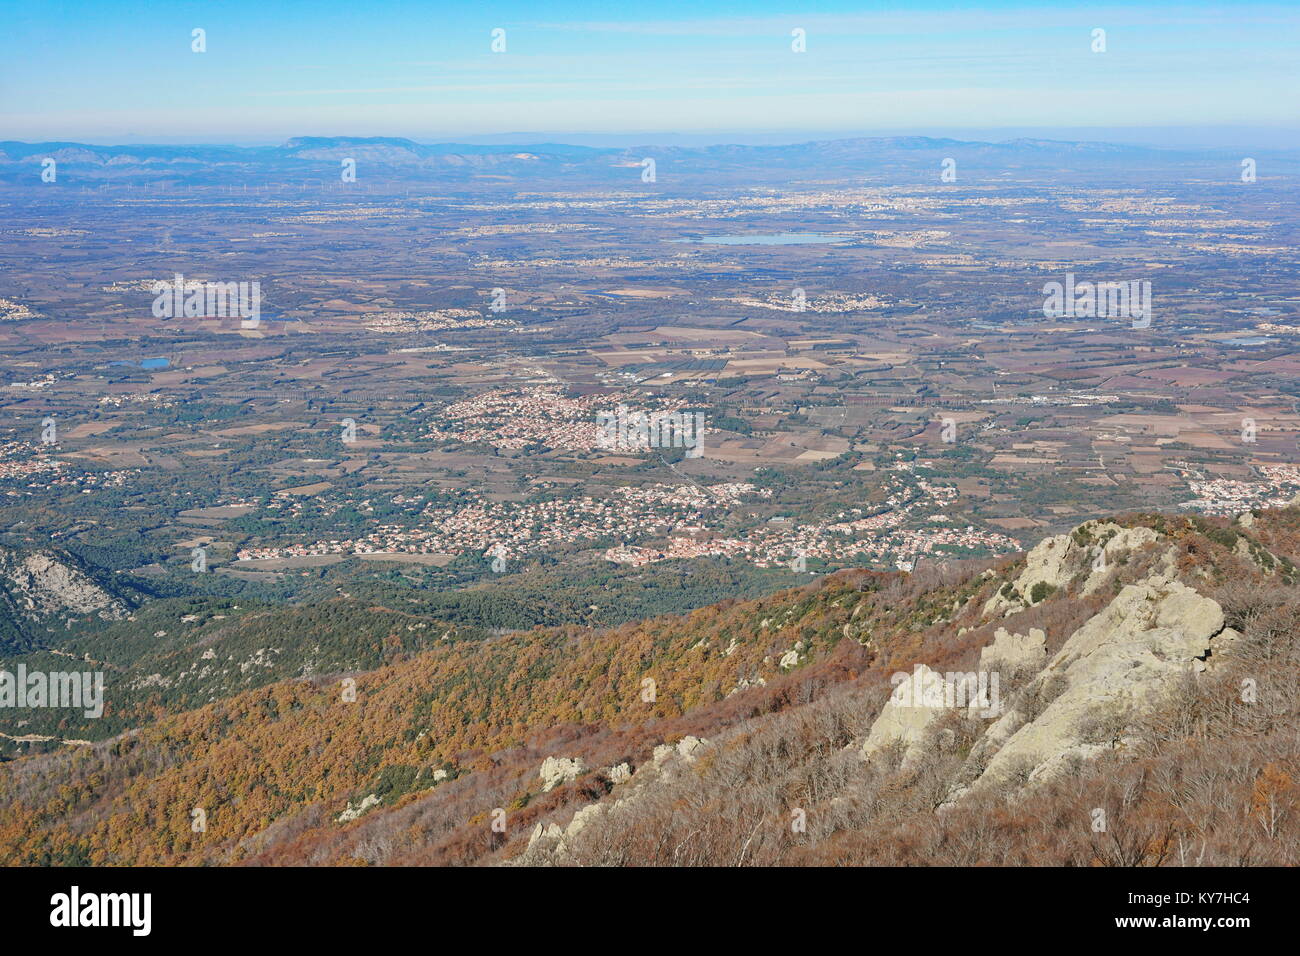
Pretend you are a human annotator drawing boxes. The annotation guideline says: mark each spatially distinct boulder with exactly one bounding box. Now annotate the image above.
[676,736,707,762]
[528,822,563,848]
[538,756,585,792]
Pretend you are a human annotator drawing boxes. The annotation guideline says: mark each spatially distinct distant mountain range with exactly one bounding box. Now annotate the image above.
[3,135,1287,187]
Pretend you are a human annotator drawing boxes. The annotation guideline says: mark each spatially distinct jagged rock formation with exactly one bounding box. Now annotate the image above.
[983,521,1162,615]
[979,627,1046,675]
[855,520,1249,810]
[966,574,1238,792]
[653,735,708,767]
[521,736,713,863]
[538,756,585,792]
[862,665,966,766]
[336,793,381,822]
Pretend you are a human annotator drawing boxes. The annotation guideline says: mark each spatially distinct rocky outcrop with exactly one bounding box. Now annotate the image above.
[982,521,1162,615]
[727,675,767,697]
[0,548,129,623]
[527,821,564,849]
[979,627,1047,675]
[538,756,585,792]
[336,793,381,822]
[652,735,708,768]
[853,513,1251,809]
[968,573,1237,791]
[1233,535,1282,575]
[860,665,994,766]
[520,737,713,863]
[525,802,606,858]
[1079,524,1163,596]
[860,666,947,766]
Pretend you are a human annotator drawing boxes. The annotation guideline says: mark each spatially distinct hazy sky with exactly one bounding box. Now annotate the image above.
[3,1,1297,143]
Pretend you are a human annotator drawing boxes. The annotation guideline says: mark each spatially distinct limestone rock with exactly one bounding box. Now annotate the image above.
[861,665,970,766]
[971,575,1234,790]
[538,756,585,792]
[336,793,381,822]
[979,627,1047,675]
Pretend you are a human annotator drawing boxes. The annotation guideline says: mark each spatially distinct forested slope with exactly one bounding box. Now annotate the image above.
[2,507,1298,866]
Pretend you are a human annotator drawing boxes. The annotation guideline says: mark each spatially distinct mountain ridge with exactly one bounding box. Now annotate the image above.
[2,505,1297,865]
[0,134,1263,186]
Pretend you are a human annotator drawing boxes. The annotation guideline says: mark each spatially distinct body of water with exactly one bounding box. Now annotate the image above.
[109,357,170,370]
[672,232,847,246]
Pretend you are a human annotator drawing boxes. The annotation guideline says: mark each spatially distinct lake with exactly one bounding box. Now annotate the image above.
[109,357,170,370]
[672,232,848,246]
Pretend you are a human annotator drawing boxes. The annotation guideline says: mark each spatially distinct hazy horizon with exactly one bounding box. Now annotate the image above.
[8,126,1300,152]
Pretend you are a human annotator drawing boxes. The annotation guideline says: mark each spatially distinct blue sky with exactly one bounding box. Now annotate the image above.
[2,1,1297,144]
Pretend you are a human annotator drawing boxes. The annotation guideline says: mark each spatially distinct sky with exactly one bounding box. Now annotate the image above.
[2,1,1297,145]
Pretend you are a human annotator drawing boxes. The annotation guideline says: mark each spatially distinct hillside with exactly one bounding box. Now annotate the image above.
[0,545,135,652]
[1,506,1298,866]
[0,556,803,754]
